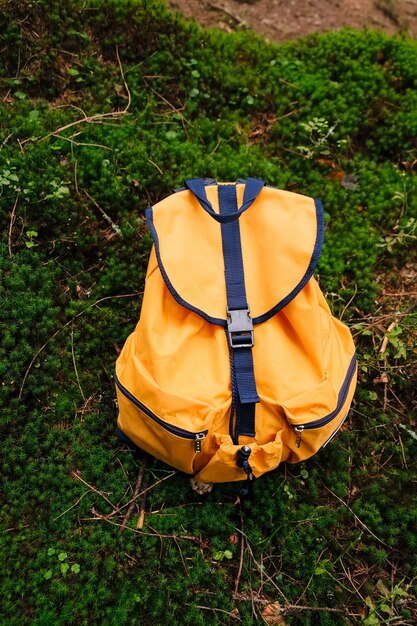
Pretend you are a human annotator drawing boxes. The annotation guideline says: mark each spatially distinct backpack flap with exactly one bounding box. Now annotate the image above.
[145,181,324,326]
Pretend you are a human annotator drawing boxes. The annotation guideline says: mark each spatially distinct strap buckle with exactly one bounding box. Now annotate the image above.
[227,307,254,349]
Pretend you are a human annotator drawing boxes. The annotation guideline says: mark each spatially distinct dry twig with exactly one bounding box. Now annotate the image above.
[70,327,85,402]
[84,190,122,237]
[235,529,289,604]
[137,504,146,530]
[146,158,164,175]
[234,514,245,596]
[8,194,19,257]
[185,603,242,621]
[207,2,247,27]
[104,471,176,518]
[119,456,149,533]
[89,508,201,543]
[71,471,117,511]
[322,483,391,548]
[52,488,92,521]
[1,133,13,150]
[234,592,345,613]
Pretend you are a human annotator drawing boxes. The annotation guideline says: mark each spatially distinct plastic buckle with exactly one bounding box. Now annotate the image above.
[227,307,254,349]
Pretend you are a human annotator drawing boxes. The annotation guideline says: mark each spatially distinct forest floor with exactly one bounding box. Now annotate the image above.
[168,0,417,41]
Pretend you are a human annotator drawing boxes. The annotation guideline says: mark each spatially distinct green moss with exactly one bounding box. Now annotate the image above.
[1,1,416,624]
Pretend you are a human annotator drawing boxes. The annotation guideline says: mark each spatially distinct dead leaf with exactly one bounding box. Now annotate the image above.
[261,602,289,625]
[316,158,337,169]
[115,84,129,100]
[340,174,359,190]
[229,533,239,545]
[76,284,87,300]
[380,321,397,354]
[376,579,391,597]
[401,159,417,172]
[373,373,389,384]
[327,170,346,182]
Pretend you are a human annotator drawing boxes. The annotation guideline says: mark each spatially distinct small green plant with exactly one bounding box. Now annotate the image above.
[377,217,417,253]
[44,180,70,201]
[0,165,19,194]
[297,117,341,158]
[44,548,81,580]
[362,578,414,625]
[283,483,295,500]
[212,549,233,562]
[25,230,39,249]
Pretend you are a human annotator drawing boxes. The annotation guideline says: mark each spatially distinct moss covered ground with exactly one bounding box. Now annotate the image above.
[1,1,417,623]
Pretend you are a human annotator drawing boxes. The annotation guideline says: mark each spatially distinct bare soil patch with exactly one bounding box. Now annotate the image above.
[168,0,417,41]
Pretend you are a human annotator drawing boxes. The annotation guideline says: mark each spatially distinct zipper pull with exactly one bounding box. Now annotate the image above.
[294,425,304,448]
[194,432,206,453]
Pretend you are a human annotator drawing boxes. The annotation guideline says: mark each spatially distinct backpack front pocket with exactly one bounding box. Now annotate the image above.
[115,373,211,474]
[281,353,357,462]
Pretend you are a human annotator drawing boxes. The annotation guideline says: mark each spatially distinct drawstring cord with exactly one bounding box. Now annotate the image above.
[237,446,254,497]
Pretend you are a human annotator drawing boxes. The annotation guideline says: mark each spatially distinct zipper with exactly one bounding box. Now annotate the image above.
[321,410,349,448]
[292,353,357,448]
[114,372,208,453]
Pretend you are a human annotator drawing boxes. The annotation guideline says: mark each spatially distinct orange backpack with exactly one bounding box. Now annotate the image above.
[115,178,357,489]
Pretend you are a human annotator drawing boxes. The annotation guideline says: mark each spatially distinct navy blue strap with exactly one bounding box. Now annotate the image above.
[184,177,265,224]
[218,183,259,440]
[218,184,248,311]
[233,348,259,405]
